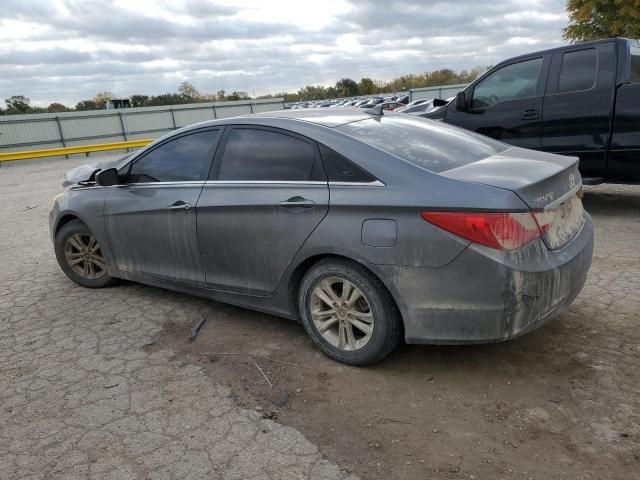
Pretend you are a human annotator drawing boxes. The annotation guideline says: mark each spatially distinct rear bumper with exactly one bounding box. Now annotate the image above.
[378,214,594,344]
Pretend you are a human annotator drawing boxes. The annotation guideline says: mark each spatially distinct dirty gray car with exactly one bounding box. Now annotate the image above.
[50,109,593,365]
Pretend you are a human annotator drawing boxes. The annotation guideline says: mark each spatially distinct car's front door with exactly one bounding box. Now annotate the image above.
[196,126,329,295]
[445,56,550,149]
[104,128,222,285]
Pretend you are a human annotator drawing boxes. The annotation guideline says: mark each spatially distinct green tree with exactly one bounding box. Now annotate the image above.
[216,90,226,101]
[563,0,640,42]
[75,100,98,111]
[5,95,31,114]
[357,78,375,95]
[130,95,149,107]
[226,91,250,101]
[146,93,190,106]
[335,78,358,97]
[47,103,70,113]
[93,91,114,109]
[297,85,330,100]
[178,81,200,101]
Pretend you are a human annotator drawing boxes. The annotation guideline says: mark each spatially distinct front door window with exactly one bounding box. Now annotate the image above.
[472,57,543,109]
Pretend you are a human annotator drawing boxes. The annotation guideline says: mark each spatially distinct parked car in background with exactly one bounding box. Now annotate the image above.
[422,37,640,184]
[395,99,430,112]
[381,101,403,111]
[359,98,385,108]
[51,109,593,365]
[399,98,452,114]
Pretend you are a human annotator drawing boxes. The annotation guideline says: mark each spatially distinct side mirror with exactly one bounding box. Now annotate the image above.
[95,168,120,186]
[455,91,467,111]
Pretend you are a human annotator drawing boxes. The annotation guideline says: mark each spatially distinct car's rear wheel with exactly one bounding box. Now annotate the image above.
[298,258,402,365]
[54,220,116,288]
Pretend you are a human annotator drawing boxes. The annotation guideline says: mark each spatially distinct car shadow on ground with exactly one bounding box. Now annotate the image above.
[142,277,602,480]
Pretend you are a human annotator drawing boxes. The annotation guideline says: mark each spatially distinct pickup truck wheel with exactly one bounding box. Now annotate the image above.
[54,220,117,288]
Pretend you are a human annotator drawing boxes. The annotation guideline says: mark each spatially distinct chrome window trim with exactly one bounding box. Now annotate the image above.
[121,181,205,187]
[117,180,385,187]
[202,180,385,187]
[204,180,327,185]
[329,180,385,187]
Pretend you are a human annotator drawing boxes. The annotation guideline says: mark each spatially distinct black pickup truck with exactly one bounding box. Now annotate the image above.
[422,38,640,184]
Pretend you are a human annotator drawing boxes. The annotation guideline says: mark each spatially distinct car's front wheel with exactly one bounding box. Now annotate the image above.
[54,219,117,288]
[298,258,402,366]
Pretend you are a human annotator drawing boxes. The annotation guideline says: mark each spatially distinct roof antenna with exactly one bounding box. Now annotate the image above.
[363,103,384,116]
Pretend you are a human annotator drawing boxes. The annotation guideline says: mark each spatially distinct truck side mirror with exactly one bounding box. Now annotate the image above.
[95,168,120,186]
[455,91,467,111]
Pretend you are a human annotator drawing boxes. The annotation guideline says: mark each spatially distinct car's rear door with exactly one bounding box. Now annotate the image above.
[104,128,222,285]
[196,126,329,295]
[540,41,616,179]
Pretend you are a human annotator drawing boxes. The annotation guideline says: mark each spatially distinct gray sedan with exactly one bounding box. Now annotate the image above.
[50,109,593,365]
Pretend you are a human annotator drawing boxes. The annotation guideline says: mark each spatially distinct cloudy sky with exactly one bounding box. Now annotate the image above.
[0,0,569,106]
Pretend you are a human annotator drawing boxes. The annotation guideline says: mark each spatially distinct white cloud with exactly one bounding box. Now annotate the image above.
[0,0,569,106]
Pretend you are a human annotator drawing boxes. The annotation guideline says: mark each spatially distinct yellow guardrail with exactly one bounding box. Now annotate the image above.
[0,139,153,162]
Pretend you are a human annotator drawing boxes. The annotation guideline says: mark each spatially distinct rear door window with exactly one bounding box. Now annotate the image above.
[557,48,598,93]
[318,144,376,183]
[215,128,318,181]
[471,57,543,108]
[127,130,220,183]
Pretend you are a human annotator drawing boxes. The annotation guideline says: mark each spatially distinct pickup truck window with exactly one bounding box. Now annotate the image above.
[471,57,543,109]
[558,48,597,93]
[630,44,640,83]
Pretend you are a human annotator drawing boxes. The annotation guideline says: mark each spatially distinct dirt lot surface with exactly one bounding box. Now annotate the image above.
[1,155,639,480]
[154,184,640,480]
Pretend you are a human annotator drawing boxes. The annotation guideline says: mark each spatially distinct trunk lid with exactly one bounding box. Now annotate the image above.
[441,147,584,250]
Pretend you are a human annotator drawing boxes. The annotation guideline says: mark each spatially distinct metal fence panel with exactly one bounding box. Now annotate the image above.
[0,120,61,147]
[60,115,123,140]
[172,107,216,128]
[0,98,284,155]
[214,104,252,118]
[253,102,283,113]
[122,111,173,134]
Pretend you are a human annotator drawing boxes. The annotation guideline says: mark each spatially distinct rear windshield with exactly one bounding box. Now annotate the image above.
[630,41,640,83]
[336,115,508,173]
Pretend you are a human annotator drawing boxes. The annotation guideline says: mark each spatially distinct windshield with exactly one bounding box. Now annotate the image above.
[336,115,508,173]
[630,41,640,83]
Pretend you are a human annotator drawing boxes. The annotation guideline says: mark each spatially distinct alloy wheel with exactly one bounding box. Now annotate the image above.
[63,233,107,280]
[310,276,374,351]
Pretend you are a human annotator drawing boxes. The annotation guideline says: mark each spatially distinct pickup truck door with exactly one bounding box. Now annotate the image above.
[540,41,616,179]
[444,55,551,149]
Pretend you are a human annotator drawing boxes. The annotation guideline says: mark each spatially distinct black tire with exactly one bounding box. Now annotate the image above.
[54,219,117,288]
[298,258,402,366]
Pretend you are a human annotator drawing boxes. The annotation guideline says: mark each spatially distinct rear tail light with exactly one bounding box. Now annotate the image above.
[420,211,550,251]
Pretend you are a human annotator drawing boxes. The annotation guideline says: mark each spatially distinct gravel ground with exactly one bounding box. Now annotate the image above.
[0,155,356,480]
[1,154,639,479]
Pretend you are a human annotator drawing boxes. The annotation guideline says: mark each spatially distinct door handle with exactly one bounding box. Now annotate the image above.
[521,108,539,120]
[279,196,316,211]
[167,201,192,211]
